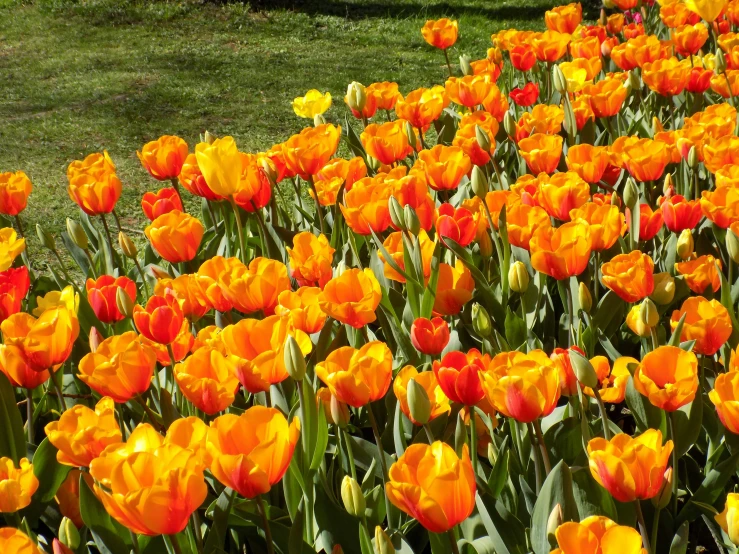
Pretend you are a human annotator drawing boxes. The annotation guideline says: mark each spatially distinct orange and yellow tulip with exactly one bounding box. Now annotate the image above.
[55,470,89,528]
[312,157,367,206]
[716,493,739,545]
[550,516,645,554]
[133,293,184,345]
[0,344,49,390]
[0,457,38,513]
[601,251,655,303]
[582,356,635,404]
[634,345,699,411]
[144,210,204,264]
[415,145,471,192]
[530,220,592,281]
[570,203,625,251]
[545,2,582,34]
[445,74,496,108]
[0,171,32,216]
[393,365,450,424]
[670,296,732,356]
[137,135,189,181]
[700,186,739,228]
[421,18,458,50]
[675,254,721,294]
[536,172,591,221]
[434,260,475,316]
[286,232,335,289]
[141,187,182,221]
[67,152,122,215]
[395,88,446,131]
[319,268,382,328]
[709,370,739,434]
[506,203,551,250]
[518,133,563,175]
[174,346,240,414]
[283,124,342,179]
[642,57,692,96]
[178,152,223,201]
[566,145,610,184]
[410,317,450,356]
[361,119,415,165]
[219,257,291,316]
[275,287,327,335]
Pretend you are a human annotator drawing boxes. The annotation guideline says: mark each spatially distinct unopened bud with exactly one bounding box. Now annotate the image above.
[459,54,473,76]
[116,288,134,319]
[578,282,593,314]
[389,196,407,231]
[374,526,395,554]
[148,265,172,280]
[403,205,421,235]
[407,379,431,425]
[284,335,306,381]
[59,517,80,550]
[546,504,563,546]
[118,231,138,259]
[610,191,619,206]
[503,112,516,138]
[599,8,607,26]
[478,232,493,258]
[260,157,278,185]
[341,476,365,517]
[663,173,675,196]
[404,121,418,151]
[652,117,664,135]
[717,49,728,75]
[472,303,492,337]
[509,261,530,293]
[552,65,567,94]
[330,394,350,428]
[204,131,216,145]
[623,178,639,210]
[569,350,599,390]
[367,156,381,172]
[487,441,498,465]
[639,298,660,328]
[66,218,88,250]
[651,467,673,510]
[314,114,326,127]
[89,327,102,352]
[603,0,615,8]
[728,228,739,264]
[36,224,56,251]
[628,70,641,92]
[345,81,368,113]
[688,145,699,169]
[471,165,489,199]
[677,229,694,261]
[475,125,492,152]
[651,273,676,305]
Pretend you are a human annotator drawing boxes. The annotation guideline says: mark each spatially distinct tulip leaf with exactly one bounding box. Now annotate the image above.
[669,522,690,554]
[487,437,510,499]
[0,371,25,464]
[504,311,526,350]
[668,313,687,346]
[530,461,579,554]
[420,244,441,319]
[310,396,329,472]
[591,291,626,332]
[571,468,618,522]
[288,502,306,554]
[358,522,374,554]
[625,375,665,434]
[32,438,71,503]
[315,486,362,554]
[718,261,739,348]
[676,449,739,524]
[79,472,133,554]
[672,392,703,459]
[474,493,527,554]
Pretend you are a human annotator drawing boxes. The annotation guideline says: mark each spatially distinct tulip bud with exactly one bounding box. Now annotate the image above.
[475,125,492,152]
[503,112,516,138]
[478,232,493,258]
[729,228,739,264]
[404,121,418,151]
[332,546,345,554]
[639,298,660,328]
[204,130,216,145]
[260,158,278,186]
[36,224,56,251]
[314,114,326,127]
[652,117,663,136]
[677,229,694,261]
[335,261,348,277]
[403,205,421,236]
[374,526,395,554]
[118,231,138,259]
[59,517,80,550]
[472,303,492,338]
[459,54,473,76]
[623,178,639,210]
[367,156,381,172]
[651,467,673,510]
[407,378,431,425]
[651,273,676,305]
[66,218,88,250]
[345,81,368,114]
[610,191,619,206]
[284,335,306,381]
[389,196,407,232]
[569,350,599,390]
[330,394,351,428]
[663,173,675,196]
[628,70,641,92]
[470,165,489,199]
[546,504,563,546]
[341,476,366,517]
[89,327,102,353]
[688,145,699,169]
[116,287,135,319]
[717,49,728,75]
[53,539,74,554]
[603,0,615,8]
[149,265,172,280]
[578,282,592,314]
[509,261,530,293]
[563,96,577,136]
[599,8,607,26]
[552,64,567,94]
[487,441,498,465]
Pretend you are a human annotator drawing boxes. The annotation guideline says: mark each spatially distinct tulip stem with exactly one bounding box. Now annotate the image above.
[191,511,204,554]
[166,343,177,394]
[669,411,679,516]
[25,388,33,444]
[256,495,275,554]
[650,507,661,551]
[650,327,660,351]
[130,531,142,554]
[468,408,478,475]
[170,178,186,214]
[533,419,551,475]
[527,423,543,494]
[565,284,575,347]
[51,367,67,412]
[367,402,394,529]
[342,427,358,480]
[132,257,151,302]
[165,534,184,554]
[306,176,326,235]
[99,214,116,260]
[634,500,652,554]
[423,424,435,444]
[593,388,611,441]
[229,199,248,264]
[442,48,454,77]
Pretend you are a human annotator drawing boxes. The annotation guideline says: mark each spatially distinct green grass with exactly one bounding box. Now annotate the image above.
[0,0,568,269]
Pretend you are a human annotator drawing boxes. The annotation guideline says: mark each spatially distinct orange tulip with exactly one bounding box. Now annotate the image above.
[67,152,122,216]
[634,346,699,411]
[141,187,183,221]
[361,119,414,165]
[86,275,136,324]
[700,186,739,228]
[519,133,563,174]
[206,407,299,498]
[551,517,645,554]
[510,44,537,71]
[0,344,48,390]
[712,70,739,99]
[709,370,739,434]
[532,30,571,63]
[144,210,203,264]
[380,229,436,283]
[506,203,550,250]
[283,124,341,179]
[435,204,477,247]
[622,138,670,182]
[0,171,32,216]
[179,152,224,201]
[421,18,458,49]
[704,135,739,173]
[515,104,564,142]
[220,257,291,316]
[530,220,592,280]
[661,2,701,27]
[481,84,509,121]
[482,350,561,423]
[545,2,582,34]
[275,287,327,335]
[566,145,610,184]
[536,172,591,221]
[137,135,189,181]
[411,317,450,356]
[316,341,393,407]
[661,195,702,232]
[55,470,90,528]
[393,366,450,424]
[391,173,437,231]
[0,457,38,513]
[319,268,381,328]
[626,204,664,241]
[434,260,475,316]
[686,66,713,93]
[386,442,475,533]
[44,396,121,467]
[433,349,487,406]
[90,424,207,536]
[675,254,721,294]
[133,293,184,345]
[587,430,672,502]
[582,356,634,404]
[600,251,655,303]
[220,315,311,393]
[581,78,628,118]
[550,346,587,396]
[570,203,625,251]
[670,296,732,356]
[0,528,43,553]
[367,81,402,111]
[0,267,29,323]
[196,257,240,313]
[232,152,272,213]
[415,145,471,192]
[445,74,496,108]
[395,87,446,131]
[165,416,209,464]
[174,347,240,414]
[312,157,367,206]
[674,23,709,56]
[285,233,334,291]
[154,274,211,321]
[142,320,195,366]
[642,57,692,96]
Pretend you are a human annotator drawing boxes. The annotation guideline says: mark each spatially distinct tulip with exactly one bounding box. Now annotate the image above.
[55,470,90,529]
[0,528,43,554]
[206,407,300,498]
[141,187,183,221]
[0,171,32,216]
[551,516,644,554]
[509,261,530,293]
[509,82,539,107]
[421,18,458,50]
[661,195,702,232]
[634,346,699,411]
[434,260,475,316]
[174,347,241,415]
[339,175,394,236]
[90,424,207,536]
[379,229,436,283]
[283,124,342,179]
[545,2,582,34]
[675,254,721,294]
[445,74,497,109]
[0,228,25,272]
[154,274,211,321]
[515,104,564,142]
[622,138,670,182]
[0,266,30,323]
[178,153,224,201]
[506,203,551,250]
[587,429,673,502]
[316,341,393,407]
[395,88,446,132]
[144,210,204,264]
[684,0,728,22]
[435,204,477,247]
[319,268,382,328]
[700,186,739,228]
[137,135,189,181]
[44,397,122,467]
[193,136,242,197]
[716,493,739,545]
[275,287,327,335]
[709,371,739,435]
[367,81,402,111]
[566,144,610,184]
[642,57,692,96]
[532,30,571,63]
[626,204,664,241]
[232,152,272,212]
[0,344,49,390]
[142,320,194,366]
[77,332,157,403]
[133,293,184,345]
[510,44,537,71]
[674,23,709,56]
[530,220,592,281]
[312,157,367,206]
[361,119,415,165]
[415,145,471,191]
[386,442,475,533]
[670,296,732,356]
[536,172,591,221]
[432,350,488,406]
[0,457,38,513]
[570,203,625,251]
[581,356,634,404]
[393,365,450,425]
[86,275,136,324]
[550,346,587,396]
[292,89,332,118]
[410,317,450,356]
[600,250,655,303]
[220,257,291,316]
[66,152,122,215]
[519,133,563,174]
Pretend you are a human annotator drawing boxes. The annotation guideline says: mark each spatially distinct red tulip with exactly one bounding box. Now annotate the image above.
[411,317,450,356]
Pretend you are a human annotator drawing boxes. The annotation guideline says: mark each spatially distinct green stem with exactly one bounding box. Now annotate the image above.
[593,388,611,441]
[443,48,454,77]
[165,534,183,554]
[566,283,575,347]
[166,343,178,394]
[296,379,315,543]
[52,367,67,412]
[367,402,393,529]
[533,419,551,475]
[634,500,652,554]
[527,422,543,494]
[650,507,661,553]
[130,530,142,554]
[423,424,435,444]
[650,327,660,351]
[468,408,478,475]
[669,411,679,516]
[25,389,33,444]
[343,427,358,480]
[229,199,248,264]
[306,176,326,235]
[83,248,97,279]
[133,257,151,301]
[100,214,116,258]
[448,528,461,554]
[256,495,275,554]
[170,178,186,213]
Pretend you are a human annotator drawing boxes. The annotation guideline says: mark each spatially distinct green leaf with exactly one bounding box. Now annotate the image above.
[668,313,687,346]
[32,438,72,503]
[474,493,527,554]
[677,450,739,524]
[359,523,374,554]
[310,396,329,472]
[718,261,739,348]
[79,473,133,554]
[487,436,510,499]
[531,461,579,554]
[625,376,664,433]
[572,469,618,522]
[672,393,703,459]
[669,522,689,554]
[288,503,306,554]
[504,312,526,350]
[0,371,25,464]
[203,488,235,554]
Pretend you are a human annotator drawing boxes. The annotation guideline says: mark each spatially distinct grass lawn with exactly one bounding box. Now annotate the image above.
[0,0,572,269]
